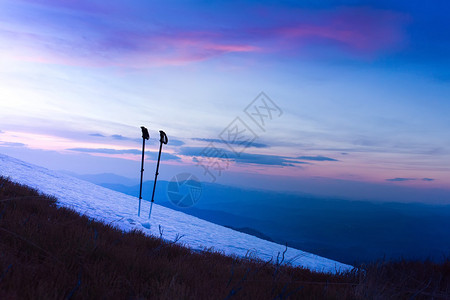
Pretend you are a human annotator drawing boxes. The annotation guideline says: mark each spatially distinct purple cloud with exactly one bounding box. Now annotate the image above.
[68,147,181,161]
[1,2,408,67]
[386,177,435,182]
[89,133,105,137]
[179,147,309,167]
[251,7,408,57]
[297,155,338,162]
[19,0,118,14]
[422,178,435,181]
[386,178,416,182]
[192,138,268,148]
[0,141,26,147]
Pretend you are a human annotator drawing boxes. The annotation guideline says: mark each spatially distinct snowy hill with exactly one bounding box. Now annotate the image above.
[0,153,352,273]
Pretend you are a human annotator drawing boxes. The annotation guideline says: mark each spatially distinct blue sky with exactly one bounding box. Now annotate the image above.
[0,0,449,202]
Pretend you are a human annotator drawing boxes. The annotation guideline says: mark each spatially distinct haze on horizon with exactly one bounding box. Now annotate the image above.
[1,0,449,204]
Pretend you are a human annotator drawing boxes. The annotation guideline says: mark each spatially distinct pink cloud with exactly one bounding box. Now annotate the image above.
[254,7,409,56]
[1,24,261,67]
[1,4,408,67]
[18,0,117,15]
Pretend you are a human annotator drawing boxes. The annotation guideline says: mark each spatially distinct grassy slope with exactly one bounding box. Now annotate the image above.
[0,176,448,299]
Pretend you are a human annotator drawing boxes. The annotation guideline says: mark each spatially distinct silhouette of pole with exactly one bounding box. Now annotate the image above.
[138,126,149,217]
[149,130,168,219]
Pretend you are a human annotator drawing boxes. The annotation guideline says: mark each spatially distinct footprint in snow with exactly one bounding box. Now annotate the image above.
[141,222,151,229]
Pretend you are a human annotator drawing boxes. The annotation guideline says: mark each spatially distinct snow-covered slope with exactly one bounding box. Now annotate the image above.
[0,153,353,273]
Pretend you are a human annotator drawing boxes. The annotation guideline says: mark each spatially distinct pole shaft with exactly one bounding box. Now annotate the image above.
[148,201,154,221]
[149,141,163,218]
[138,138,146,217]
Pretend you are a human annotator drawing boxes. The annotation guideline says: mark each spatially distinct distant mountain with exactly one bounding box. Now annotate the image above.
[96,177,450,265]
[59,171,138,186]
[0,153,352,273]
[225,226,274,242]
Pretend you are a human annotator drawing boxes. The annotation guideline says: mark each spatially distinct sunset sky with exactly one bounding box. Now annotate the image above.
[1,0,449,202]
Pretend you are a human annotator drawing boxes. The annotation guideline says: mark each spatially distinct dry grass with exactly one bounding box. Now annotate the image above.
[0,176,448,299]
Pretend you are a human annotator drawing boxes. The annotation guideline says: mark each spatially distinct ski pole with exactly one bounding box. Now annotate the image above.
[149,130,168,219]
[138,126,149,217]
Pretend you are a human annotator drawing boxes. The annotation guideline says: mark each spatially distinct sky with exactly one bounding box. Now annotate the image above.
[0,0,449,203]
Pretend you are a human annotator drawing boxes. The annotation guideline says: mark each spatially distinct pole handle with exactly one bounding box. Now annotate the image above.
[141,126,150,140]
[159,130,168,144]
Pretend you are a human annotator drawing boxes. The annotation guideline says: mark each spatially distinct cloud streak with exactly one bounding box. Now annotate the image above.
[192,138,268,148]
[179,147,307,167]
[88,133,139,142]
[272,7,407,54]
[0,141,26,147]
[89,133,184,146]
[422,178,435,182]
[68,148,181,161]
[0,2,408,67]
[386,177,435,182]
[297,155,338,162]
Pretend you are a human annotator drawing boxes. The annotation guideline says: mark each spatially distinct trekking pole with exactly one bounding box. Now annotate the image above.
[149,130,168,219]
[138,126,150,217]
